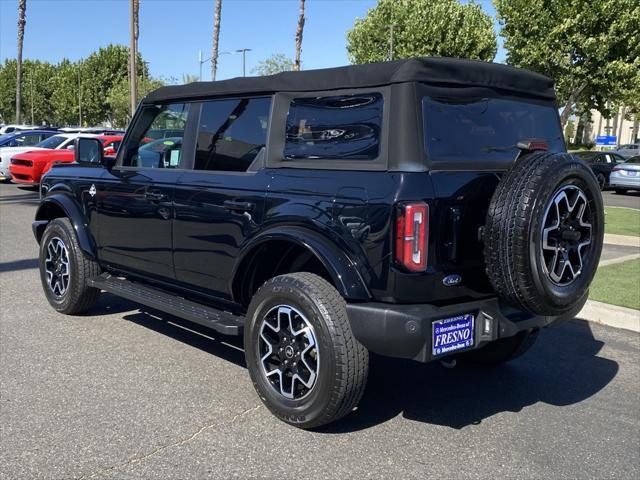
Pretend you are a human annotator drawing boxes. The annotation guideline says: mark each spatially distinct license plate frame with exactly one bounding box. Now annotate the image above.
[432,314,475,357]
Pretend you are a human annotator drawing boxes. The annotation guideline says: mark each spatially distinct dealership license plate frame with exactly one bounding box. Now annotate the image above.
[432,313,475,357]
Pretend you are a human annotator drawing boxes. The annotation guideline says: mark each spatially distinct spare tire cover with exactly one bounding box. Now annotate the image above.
[484,151,604,316]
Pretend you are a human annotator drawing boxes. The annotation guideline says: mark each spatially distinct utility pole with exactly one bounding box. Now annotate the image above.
[77,66,82,127]
[129,0,138,117]
[236,48,251,77]
[389,24,396,61]
[30,75,34,124]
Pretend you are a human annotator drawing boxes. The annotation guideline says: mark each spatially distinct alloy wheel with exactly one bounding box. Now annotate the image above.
[258,305,319,400]
[44,237,70,297]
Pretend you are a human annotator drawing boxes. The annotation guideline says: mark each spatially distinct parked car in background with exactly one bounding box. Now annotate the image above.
[615,143,640,159]
[0,124,45,134]
[572,151,627,189]
[0,129,57,148]
[609,156,640,194]
[0,133,90,181]
[9,135,122,185]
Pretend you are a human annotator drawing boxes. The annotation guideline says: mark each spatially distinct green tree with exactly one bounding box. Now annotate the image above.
[50,59,82,126]
[106,75,164,128]
[346,0,497,64]
[0,60,17,123]
[495,0,640,128]
[80,44,147,126]
[252,54,295,76]
[22,60,56,125]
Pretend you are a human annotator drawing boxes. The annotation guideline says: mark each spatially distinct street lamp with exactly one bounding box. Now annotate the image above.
[198,48,251,80]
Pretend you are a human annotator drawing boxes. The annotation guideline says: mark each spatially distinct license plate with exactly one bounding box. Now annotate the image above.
[432,314,474,357]
[628,171,637,176]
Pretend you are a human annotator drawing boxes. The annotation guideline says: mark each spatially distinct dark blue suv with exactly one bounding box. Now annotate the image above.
[32,58,604,428]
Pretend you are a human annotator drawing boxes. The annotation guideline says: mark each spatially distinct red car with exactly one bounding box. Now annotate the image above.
[9,135,122,185]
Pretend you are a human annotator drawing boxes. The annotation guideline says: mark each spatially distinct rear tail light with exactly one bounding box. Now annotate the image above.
[612,166,621,172]
[395,202,429,272]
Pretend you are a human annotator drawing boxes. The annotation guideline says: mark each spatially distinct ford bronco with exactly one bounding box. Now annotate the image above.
[33,57,604,428]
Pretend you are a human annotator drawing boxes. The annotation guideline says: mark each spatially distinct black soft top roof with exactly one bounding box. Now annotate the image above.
[143,57,555,104]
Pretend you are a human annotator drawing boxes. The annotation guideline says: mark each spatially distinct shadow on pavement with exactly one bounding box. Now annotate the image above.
[0,258,38,273]
[322,319,618,433]
[92,306,619,432]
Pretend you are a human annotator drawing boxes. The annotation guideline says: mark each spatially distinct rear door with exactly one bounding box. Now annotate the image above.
[96,102,195,280]
[172,96,272,300]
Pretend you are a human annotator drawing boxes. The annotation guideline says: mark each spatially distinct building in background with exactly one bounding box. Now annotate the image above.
[571,106,639,149]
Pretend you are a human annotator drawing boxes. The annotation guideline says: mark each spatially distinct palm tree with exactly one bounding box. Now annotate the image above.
[129,0,139,117]
[15,0,27,124]
[211,0,223,81]
[294,0,305,71]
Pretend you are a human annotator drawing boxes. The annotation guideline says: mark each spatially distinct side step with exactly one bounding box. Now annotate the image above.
[88,273,244,336]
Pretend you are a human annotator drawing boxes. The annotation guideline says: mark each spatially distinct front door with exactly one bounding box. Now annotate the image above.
[96,102,195,280]
[172,96,272,299]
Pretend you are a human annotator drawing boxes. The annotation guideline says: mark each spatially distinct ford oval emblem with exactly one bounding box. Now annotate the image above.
[442,274,462,287]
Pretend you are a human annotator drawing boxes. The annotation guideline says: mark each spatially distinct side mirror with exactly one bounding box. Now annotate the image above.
[74,137,104,166]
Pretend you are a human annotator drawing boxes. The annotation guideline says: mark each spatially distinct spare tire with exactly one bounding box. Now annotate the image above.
[484,151,604,316]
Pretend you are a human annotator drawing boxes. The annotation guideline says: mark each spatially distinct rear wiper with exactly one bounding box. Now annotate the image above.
[481,144,518,153]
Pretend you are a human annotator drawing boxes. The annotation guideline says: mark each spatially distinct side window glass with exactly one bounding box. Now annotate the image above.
[22,134,41,146]
[194,97,271,172]
[124,103,189,168]
[284,93,383,160]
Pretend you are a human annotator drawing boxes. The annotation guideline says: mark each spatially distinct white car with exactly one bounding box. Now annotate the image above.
[0,133,96,180]
[614,143,640,159]
[609,156,640,194]
[0,124,42,135]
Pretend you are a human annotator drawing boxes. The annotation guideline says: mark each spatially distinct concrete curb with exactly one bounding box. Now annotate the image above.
[604,233,640,247]
[578,300,640,333]
[599,253,640,267]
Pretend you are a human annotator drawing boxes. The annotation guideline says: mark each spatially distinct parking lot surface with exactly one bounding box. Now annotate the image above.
[1,182,639,480]
[602,190,640,209]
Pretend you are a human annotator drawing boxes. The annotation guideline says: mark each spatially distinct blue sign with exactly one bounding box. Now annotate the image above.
[596,135,617,146]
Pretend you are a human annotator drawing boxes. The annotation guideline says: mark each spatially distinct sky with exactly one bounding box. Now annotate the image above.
[0,0,506,82]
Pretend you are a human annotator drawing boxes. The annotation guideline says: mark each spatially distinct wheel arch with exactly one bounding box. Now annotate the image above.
[34,194,97,260]
[231,226,371,307]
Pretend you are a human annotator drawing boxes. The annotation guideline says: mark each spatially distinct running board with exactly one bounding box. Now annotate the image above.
[88,273,244,336]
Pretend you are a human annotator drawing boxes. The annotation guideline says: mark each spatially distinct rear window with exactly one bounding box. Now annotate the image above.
[284,93,383,160]
[36,135,68,149]
[422,97,564,163]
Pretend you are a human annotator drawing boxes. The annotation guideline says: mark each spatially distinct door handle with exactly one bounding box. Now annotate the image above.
[223,200,255,212]
[144,190,167,202]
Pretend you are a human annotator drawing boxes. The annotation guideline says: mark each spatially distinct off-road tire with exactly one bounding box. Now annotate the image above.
[39,218,100,314]
[460,329,539,366]
[244,272,369,429]
[484,151,604,316]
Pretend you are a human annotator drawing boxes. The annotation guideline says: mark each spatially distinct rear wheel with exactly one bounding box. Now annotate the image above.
[39,218,100,314]
[596,173,606,190]
[614,188,628,195]
[244,272,368,429]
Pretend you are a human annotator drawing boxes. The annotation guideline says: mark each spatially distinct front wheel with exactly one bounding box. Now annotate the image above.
[244,273,369,429]
[39,218,100,314]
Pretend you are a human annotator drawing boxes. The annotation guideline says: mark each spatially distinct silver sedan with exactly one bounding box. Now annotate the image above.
[609,156,640,193]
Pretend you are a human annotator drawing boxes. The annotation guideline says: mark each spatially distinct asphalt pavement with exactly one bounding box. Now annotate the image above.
[1,182,639,480]
[602,190,640,209]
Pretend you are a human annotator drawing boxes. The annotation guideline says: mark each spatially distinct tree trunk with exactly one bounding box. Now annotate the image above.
[211,0,222,81]
[632,116,639,143]
[15,0,27,124]
[129,0,139,118]
[294,0,305,71]
[559,84,586,130]
[617,106,627,143]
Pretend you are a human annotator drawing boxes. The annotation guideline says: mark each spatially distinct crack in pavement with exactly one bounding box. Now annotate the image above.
[76,405,261,480]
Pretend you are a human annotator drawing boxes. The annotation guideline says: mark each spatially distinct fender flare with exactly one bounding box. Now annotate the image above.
[232,225,371,301]
[34,193,97,259]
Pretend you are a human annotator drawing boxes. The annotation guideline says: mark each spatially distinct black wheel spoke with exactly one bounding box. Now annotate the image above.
[44,237,70,297]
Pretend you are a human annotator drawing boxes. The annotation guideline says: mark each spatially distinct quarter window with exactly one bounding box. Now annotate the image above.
[194,97,271,172]
[284,93,383,161]
[124,103,190,168]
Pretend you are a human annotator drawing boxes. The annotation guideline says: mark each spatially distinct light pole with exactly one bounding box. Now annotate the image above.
[30,75,34,125]
[198,49,251,80]
[236,48,251,77]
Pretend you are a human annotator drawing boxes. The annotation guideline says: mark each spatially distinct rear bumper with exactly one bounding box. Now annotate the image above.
[346,297,581,363]
[609,174,640,189]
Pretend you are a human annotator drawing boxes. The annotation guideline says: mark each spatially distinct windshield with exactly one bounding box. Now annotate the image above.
[36,135,68,149]
[422,97,565,164]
